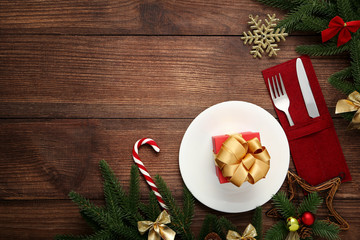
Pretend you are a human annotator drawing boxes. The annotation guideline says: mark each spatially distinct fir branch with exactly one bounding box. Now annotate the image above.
[337,0,356,21]
[272,191,296,219]
[277,3,314,32]
[139,190,161,221]
[297,192,323,216]
[264,221,288,240]
[155,175,194,240]
[218,216,238,232]
[296,42,349,56]
[255,0,305,10]
[350,35,360,92]
[80,210,102,231]
[197,214,218,240]
[68,191,109,229]
[111,222,143,240]
[100,161,135,227]
[310,0,337,18]
[328,67,355,94]
[296,15,329,32]
[99,160,127,208]
[127,165,142,223]
[183,185,195,227]
[311,220,340,240]
[252,207,263,240]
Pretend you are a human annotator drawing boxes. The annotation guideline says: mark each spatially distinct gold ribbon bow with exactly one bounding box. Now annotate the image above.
[215,133,270,187]
[335,91,360,130]
[137,210,176,240]
[226,224,257,240]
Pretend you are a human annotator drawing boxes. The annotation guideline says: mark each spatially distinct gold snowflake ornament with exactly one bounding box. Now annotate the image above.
[241,14,288,58]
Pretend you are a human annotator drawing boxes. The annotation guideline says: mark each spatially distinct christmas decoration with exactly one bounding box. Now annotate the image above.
[265,191,340,240]
[226,224,257,240]
[267,171,349,230]
[213,133,270,187]
[241,14,288,58]
[55,160,195,240]
[301,212,315,226]
[321,16,360,47]
[55,159,264,240]
[255,0,360,124]
[335,91,360,130]
[286,217,300,231]
[132,138,167,209]
[137,210,176,240]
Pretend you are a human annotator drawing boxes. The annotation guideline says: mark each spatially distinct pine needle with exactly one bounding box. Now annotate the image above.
[350,36,360,91]
[139,190,161,221]
[255,0,303,10]
[155,175,194,240]
[296,43,349,56]
[264,221,289,240]
[68,191,108,228]
[328,67,355,94]
[337,0,357,21]
[311,220,340,240]
[197,214,218,240]
[271,191,296,219]
[297,192,323,215]
[183,185,195,226]
[127,165,142,223]
[252,207,263,240]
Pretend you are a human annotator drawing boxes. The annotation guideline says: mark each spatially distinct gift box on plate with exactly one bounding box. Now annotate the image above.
[212,132,271,187]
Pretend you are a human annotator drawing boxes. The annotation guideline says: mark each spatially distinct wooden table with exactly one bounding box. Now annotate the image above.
[1,1,359,239]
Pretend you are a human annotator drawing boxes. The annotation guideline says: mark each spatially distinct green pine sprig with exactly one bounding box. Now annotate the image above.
[297,192,323,216]
[264,221,289,240]
[197,214,218,240]
[255,0,304,11]
[196,214,240,240]
[265,191,340,240]
[312,220,340,240]
[155,175,195,240]
[139,190,162,221]
[328,67,355,94]
[271,191,297,219]
[350,35,360,91]
[252,207,263,240]
[295,42,349,56]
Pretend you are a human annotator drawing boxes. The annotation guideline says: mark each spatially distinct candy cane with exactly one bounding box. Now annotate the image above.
[132,138,168,210]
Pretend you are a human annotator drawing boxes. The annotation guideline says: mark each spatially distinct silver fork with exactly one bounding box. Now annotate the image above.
[268,73,294,126]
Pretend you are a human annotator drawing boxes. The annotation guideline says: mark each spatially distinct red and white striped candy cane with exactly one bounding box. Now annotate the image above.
[132,138,167,210]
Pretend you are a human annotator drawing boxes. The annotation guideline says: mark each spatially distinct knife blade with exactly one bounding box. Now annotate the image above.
[296,58,320,118]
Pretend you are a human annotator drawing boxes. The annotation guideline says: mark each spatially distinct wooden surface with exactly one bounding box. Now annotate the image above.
[0,1,359,239]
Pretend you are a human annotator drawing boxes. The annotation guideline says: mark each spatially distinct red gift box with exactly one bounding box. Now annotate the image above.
[212,132,260,184]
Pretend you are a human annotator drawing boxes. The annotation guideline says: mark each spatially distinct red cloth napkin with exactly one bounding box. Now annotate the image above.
[262,55,351,185]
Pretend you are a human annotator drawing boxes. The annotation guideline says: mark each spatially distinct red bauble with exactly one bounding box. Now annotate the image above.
[301,212,315,226]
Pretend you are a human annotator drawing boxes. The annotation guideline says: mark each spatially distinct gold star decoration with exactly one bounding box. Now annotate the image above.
[266,171,349,230]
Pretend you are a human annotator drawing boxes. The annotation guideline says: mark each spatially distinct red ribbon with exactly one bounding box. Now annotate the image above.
[321,16,360,47]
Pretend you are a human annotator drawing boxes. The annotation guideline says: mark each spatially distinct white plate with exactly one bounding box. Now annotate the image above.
[179,101,289,213]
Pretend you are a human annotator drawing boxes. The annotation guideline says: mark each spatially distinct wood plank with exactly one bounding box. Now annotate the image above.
[0,199,358,239]
[0,0,285,35]
[0,118,358,200]
[0,35,349,118]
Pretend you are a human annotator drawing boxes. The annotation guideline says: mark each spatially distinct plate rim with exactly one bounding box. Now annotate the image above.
[179,100,290,213]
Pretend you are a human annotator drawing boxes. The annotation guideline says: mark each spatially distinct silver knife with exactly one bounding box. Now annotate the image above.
[296,58,320,118]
